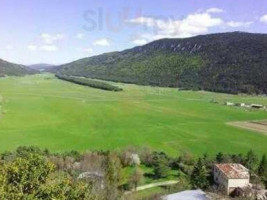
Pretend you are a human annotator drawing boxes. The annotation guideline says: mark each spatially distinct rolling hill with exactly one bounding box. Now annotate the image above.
[0,59,36,76]
[56,32,267,94]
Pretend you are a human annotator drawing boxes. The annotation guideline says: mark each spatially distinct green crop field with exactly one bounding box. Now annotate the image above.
[0,74,267,156]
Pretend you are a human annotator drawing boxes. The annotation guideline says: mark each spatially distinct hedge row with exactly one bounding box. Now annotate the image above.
[56,74,123,92]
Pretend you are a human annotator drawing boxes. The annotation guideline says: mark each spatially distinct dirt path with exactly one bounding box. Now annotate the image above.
[228,120,267,135]
[124,180,179,194]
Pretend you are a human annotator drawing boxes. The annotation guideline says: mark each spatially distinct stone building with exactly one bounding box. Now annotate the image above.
[213,163,250,195]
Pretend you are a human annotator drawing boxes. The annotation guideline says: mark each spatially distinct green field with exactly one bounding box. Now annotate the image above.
[0,74,267,156]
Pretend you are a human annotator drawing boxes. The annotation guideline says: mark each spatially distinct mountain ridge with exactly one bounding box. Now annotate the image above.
[53,32,267,94]
[0,58,37,76]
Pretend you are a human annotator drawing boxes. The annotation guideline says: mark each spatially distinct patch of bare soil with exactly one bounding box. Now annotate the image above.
[228,120,267,135]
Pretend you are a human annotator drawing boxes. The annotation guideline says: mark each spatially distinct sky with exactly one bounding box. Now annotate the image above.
[0,0,267,65]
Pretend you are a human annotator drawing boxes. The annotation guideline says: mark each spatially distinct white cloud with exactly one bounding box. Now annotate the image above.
[76,47,94,54]
[132,39,148,45]
[93,38,111,46]
[83,48,93,53]
[76,33,85,39]
[27,45,38,51]
[260,14,267,23]
[226,21,253,28]
[41,33,65,44]
[128,8,254,45]
[128,17,157,27]
[6,44,14,50]
[40,45,58,52]
[127,9,224,41]
[27,44,58,52]
[27,34,63,52]
[206,8,224,13]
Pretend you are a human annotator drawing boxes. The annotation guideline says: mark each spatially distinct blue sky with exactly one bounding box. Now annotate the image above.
[0,0,267,65]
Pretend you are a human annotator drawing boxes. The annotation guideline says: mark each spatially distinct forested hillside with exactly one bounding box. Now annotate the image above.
[0,59,36,76]
[56,32,267,94]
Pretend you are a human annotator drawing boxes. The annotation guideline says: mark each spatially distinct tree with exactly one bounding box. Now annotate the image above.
[36,172,96,200]
[139,146,153,166]
[178,152,195,166]
[258,154,267,187]
[0,163,5,196]
[0,147,103,200]
[215,152,232,163]
[150,152,170,167]
[258,155,267,176]
[129,167,143,191]
[245,150,258,172]
[190,158,209,189]
[202,153,213,168]
[16,146,45,157]
[231,153,244,164]
[153,158,170,179]
[202,154,215,185]
[0,153,54,199]
[104,152,122,200]
[215,152,224,163]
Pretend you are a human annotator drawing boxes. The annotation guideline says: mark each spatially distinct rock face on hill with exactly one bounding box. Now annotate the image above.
[0,59,36,76]
[56,32,267,94]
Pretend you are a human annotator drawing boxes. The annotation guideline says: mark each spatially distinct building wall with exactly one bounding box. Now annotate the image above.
[214,167,228,190]
[228,178,250,194]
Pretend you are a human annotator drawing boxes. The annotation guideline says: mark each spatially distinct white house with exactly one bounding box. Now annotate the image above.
[162,190,207,200]
[213,163,250,195]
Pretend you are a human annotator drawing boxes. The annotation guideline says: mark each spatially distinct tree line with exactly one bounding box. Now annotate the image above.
[0,146,266,200]
[55,74,123,92]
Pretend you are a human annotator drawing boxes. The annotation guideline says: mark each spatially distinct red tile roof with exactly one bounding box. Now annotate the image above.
[215,163,249,179]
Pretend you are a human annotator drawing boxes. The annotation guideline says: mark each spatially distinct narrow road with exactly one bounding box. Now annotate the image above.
[124,180,179,194]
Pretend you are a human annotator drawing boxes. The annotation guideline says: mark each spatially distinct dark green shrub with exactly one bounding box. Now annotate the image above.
[56,74,123,92]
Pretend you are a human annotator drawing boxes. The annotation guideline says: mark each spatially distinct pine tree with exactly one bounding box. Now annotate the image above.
[190,158,209,189]
[258,154,267,177]
[153,158,170,178]
[104,152,122,200]
[258,154,267,188]
[216,152,224,163]
[129,167,143,191]
[245,150,258,172]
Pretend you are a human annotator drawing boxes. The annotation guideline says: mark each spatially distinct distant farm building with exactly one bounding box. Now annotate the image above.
[224,102,266,110]
[213,163,250,195]
[251,104,265,109]
[226,102,235,106]
[240,103,246,107]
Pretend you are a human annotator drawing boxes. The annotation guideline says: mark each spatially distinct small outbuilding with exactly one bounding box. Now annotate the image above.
[213,163,250,195]
[251,104,265,109]
[226,102,235,106]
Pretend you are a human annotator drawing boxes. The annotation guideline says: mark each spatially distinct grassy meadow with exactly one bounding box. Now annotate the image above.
[0,74,266,156]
